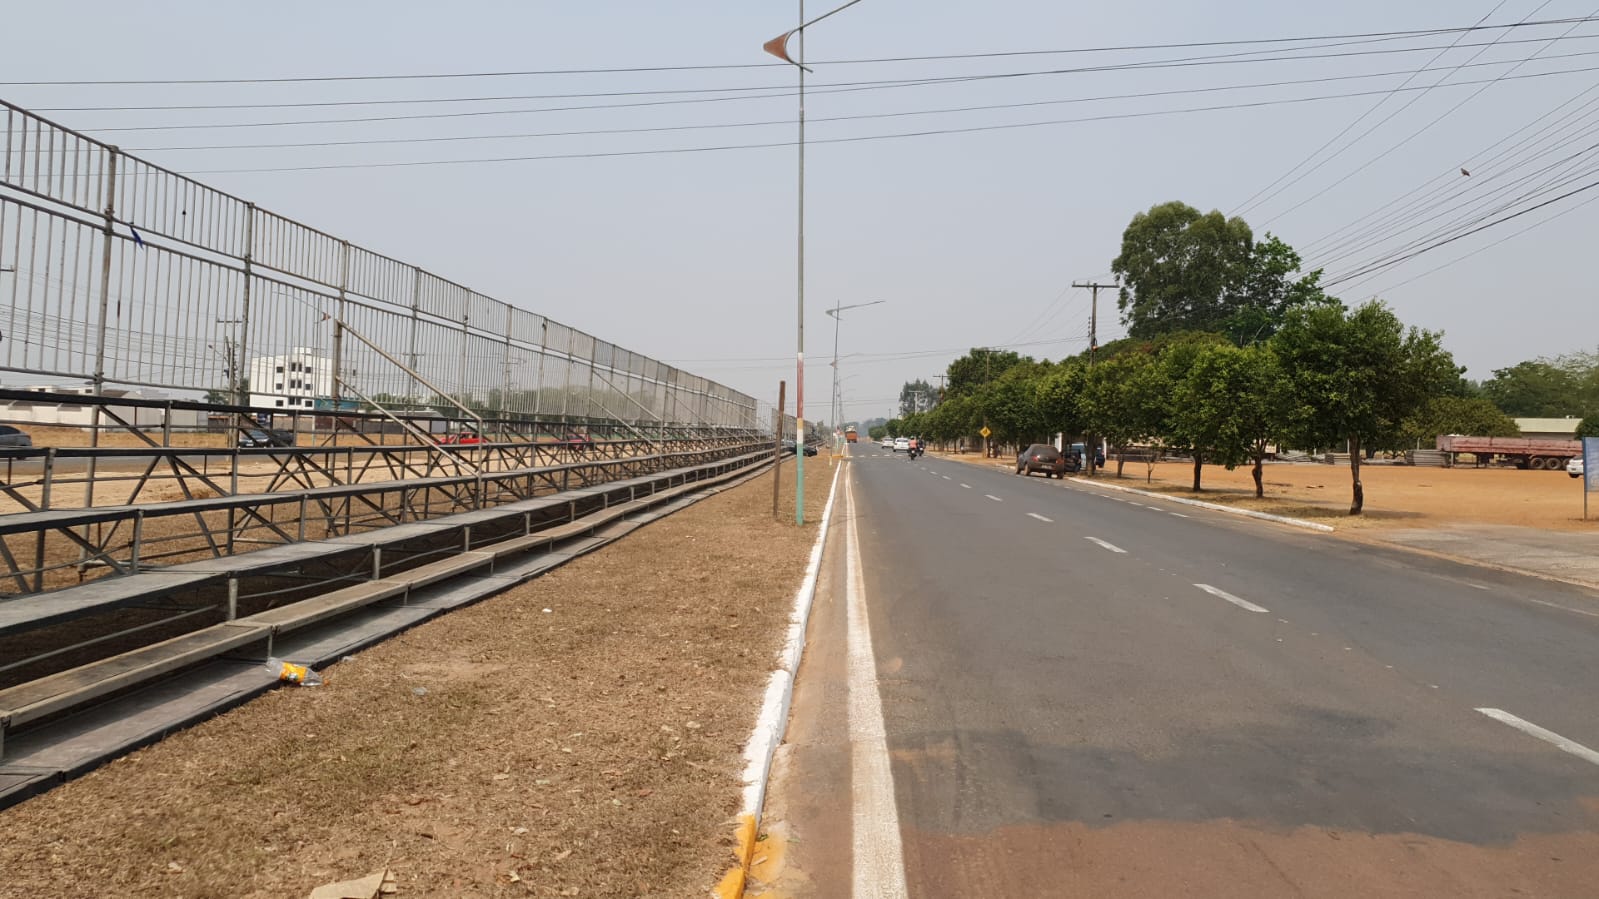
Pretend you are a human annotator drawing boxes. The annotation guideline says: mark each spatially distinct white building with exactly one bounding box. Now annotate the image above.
[248,348,333,411]
[0,386,205,430]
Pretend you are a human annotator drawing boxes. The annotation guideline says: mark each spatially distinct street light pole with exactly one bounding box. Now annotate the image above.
[824,299,886,460]
[764,0,869,525]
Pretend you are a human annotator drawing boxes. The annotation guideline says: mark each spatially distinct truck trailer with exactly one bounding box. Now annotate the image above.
[1434,434,1581,470]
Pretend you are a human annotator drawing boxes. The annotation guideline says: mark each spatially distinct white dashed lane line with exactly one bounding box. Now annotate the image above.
[960,484,972,489]
[1476,708,1599,767]
[1027,513,1053,522]
[985,494,1004,503]
[1194,583,1270,614]
[1084,536,1127,553]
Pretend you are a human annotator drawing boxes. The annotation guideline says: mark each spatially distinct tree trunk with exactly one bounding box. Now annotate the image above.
[1117,451,1126,478]
[1349,435,1365,515]
[1252,455,1264,498]
[1191,452,1203,491]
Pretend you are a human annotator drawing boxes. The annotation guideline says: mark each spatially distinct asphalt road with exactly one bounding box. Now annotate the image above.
[756,449,1599,897]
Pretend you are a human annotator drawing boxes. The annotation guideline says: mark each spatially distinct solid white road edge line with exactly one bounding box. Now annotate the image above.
[846,467,912,897]
[1071,479,1334,532]
[1084,536,1128,553]
[1476,708,1599,767]
[737,462,844,818]
[1194,583,1270,614]
[1028,513,1054,522]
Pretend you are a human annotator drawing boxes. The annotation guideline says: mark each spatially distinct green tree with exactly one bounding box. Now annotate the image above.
[981,363,1052,449]
[1481,360,1580,418]
[1112,201,1254,337]
[867,425,887,441]
[1222,235,1335,345]
[1401,396,1520,448]
[1273,301,1460,515]
[1082,351,1167,477]
[884,418,904,438]
[945,348,1027,397]
[1577,415,1599,440]
[1036,360,1089,458]
[1172,344,1287,497]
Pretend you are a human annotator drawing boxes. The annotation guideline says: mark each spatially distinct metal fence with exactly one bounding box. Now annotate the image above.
[0,99,759,430]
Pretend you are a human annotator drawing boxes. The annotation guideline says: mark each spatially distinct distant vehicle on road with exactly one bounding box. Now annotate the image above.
[441,431,482,445]
[1436,435,1580,471]
[0,425,33,448]
[1017,443,1076,478]
[238,427,294,448]
[1570,457,1585,479]
[845,426,858,444]
[881,437,894,450]
[893,437,910,453]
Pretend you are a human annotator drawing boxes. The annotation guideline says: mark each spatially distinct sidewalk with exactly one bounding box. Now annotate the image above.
[1374,524,1599,591]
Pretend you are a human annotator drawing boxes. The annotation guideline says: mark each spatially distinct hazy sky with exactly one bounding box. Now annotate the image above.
[7,1,1598,424]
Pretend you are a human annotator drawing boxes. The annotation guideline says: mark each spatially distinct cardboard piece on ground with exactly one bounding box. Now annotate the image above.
[308,868,397,899]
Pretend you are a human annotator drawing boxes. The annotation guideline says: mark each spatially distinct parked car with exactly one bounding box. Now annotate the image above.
[893,437,910,453]
[781,438,818,457]
[1569,457,1586,479]
[238,427,294,448]
[0,425,32,448]
[1017,443,1077,478]
[441,430,483,445]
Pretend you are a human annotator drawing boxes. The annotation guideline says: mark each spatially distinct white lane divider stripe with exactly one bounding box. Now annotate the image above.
[943,475,951,480]
[1170,512,1190,518]
[960,484,972,489]
[985,494,1003,502]
[1028,513,1053,522]
[1476,708,1599,767]
[1194,583,1269,614]
[1084,536,1127,553]
[845,473,912,896]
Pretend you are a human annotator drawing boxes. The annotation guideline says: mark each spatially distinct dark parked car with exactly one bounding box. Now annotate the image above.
[782,438,818,457]
[237,427,294,448]
[1017,443,1077,478]
[0,425,32,448]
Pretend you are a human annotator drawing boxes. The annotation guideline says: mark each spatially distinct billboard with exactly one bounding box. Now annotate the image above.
[1585,437,1599,493]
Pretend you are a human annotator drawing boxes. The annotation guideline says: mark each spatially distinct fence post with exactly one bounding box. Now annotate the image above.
[236,202,255,409]
[330,240,350,443]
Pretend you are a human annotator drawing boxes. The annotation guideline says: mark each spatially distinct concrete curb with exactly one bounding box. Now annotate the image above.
[1071,477,1336,533]
[714,461,845,899]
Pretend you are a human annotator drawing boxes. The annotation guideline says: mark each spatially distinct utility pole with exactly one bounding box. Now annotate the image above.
[1072,281,1117,367]
[1072,281,1117,475]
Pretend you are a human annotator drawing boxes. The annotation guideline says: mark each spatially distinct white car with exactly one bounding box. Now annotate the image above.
[893,437,910,453]
[1569,457,1585,479]
[881,437,893,450]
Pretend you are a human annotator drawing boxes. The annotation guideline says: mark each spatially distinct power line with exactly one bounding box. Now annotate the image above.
[1323,172,1599,286]
[68,32,1599,134]
[126,49,1599,154]
[1260,0,1593,229]
[12,16,1599,87]
[164,63,1599,175]
[1232,0,1514,219]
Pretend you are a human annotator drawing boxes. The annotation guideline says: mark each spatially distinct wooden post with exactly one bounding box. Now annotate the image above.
[773,380,786,521]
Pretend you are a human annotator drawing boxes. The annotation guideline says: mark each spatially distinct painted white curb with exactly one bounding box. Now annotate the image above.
[738,462,845,817]
[1073,476,1336,532]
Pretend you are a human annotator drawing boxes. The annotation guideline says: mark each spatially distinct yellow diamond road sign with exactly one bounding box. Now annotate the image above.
[979,426,992,438]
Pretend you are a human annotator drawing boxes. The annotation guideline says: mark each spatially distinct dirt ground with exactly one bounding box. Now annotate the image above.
[937,452,1599,532]
[0,458,837,899]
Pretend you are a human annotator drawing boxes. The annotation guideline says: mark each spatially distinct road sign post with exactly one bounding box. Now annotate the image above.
[1584,437,1599,520]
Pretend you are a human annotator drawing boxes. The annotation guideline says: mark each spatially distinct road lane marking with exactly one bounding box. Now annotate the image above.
[1128,502,1144,507]
[1194,583,1270,613]
[942,475,951,480]
[1144,505,1164,512]
[1170,512,1190,518]
[985,494,1003,502]
[1084,536,1127,553]
[960,484,972,489]
[844,473,912,895]
[1476,709,1599,767]
[1028,513,1053,522]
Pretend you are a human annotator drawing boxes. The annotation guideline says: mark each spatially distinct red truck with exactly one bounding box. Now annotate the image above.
[1434,435,1581,471]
